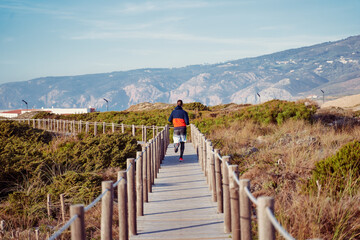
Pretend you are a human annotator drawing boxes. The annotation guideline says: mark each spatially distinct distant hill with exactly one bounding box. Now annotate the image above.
[1,35,359,111]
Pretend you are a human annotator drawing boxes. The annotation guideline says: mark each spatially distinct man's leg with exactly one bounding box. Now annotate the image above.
[173,129,180,153]
[180,142,185,159]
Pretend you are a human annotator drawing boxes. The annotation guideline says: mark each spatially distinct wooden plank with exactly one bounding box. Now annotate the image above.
[130,143,229,240]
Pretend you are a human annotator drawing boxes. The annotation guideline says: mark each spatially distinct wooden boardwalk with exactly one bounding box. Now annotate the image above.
[131,143,230,240]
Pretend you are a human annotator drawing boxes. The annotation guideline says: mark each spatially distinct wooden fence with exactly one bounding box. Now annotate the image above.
[46,125,169,239]
[1,118,170,240]
[190,124,296,240]
[8,118,163,142]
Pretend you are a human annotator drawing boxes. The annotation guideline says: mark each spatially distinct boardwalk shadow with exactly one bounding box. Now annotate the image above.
[150,194,211,203]
[153,186,208,193]
[145,206,214,216]
[139,221,224,235]
[163,154,198,164]
[158,173,200,178]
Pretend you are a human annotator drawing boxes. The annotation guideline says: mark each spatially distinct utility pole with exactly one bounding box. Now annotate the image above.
[257,93,261,104]
[103,98,109,112]
[22,100,28,110]
[320,90,324,104]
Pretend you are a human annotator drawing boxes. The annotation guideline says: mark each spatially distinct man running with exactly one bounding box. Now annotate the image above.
[168,100,189,162]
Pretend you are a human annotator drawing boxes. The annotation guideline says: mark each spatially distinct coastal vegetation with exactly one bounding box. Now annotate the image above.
[1,100,360,239]
[0,120,139,238]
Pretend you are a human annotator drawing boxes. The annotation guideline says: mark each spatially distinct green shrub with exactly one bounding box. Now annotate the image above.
[183,102,209,111]
[238,100,316,125]
[0,121,140,231]
[51,132,140,171]
[32,112,57,119]
[47,171,102,204]
[309,141,360,197]
[0,121,52,194]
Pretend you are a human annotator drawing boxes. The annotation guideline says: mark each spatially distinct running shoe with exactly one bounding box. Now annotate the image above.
[179,157,183,162]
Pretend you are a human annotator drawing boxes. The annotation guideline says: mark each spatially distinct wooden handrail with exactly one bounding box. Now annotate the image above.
[41,123,170,240]
[190,123,298,240]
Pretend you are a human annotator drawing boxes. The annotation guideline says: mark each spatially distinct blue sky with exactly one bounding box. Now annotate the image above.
[0,0,359,84]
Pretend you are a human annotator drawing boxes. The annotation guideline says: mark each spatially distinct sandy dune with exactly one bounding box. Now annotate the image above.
[321,94,360,110]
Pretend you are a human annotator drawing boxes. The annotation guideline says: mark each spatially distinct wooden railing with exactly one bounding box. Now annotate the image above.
[191,124,297,240]
[46,125,170,240]
[8,118,164,142]
[1,118,170,239]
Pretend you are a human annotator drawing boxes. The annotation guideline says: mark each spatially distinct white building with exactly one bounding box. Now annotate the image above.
[0,107,96,118]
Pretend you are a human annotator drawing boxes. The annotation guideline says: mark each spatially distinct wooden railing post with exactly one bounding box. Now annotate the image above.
[79,120,82,133]
[157,134,161,172]
[73,120,76,134]
[214,149,223,213]
[127,158,137,235]
[86,122,89,134]
[60,194,66,223]
[167,125,170,147]
[142,144,148,202]
[47,194,51,218]
[141,126,144,142]
[101,181,113,240]
[132,125,135,137]
[35,228,39,240]
[1,220,5,233]
[147,141,152,193]
[94,122,97,136]
[160,131,164,164]
[210,144,217,202]
[202,136,207,175]
[151,140,156,183]
[229,165,240,240]
[103,122,106,134]
[206,140,212,188]
[258,197,275,240]
[239,179,252,240]
[136,151,143,216]
[121,123,124,133]
[198,133,203,171]
[112,123,115,133]
[154,135,158,174]
[70,204,85,240]
[118,171,128,240]
[222,156,231,233]
[144,126,147,143]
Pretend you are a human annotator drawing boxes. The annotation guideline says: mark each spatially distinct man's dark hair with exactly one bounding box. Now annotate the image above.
[177,100,183,106]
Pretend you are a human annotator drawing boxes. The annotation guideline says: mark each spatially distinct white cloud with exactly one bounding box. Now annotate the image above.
[69,30,251,44]
[117,1,210,14]
[70,16,184,32]
[0,1,72,17]
[69,30,342,51]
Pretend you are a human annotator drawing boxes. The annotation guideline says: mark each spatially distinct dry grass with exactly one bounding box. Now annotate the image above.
[0,166,122,239]
[208,118,360,239]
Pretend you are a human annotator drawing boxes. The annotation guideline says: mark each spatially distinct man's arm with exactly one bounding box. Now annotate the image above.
[184,111,189,125]
[168,111,173,124]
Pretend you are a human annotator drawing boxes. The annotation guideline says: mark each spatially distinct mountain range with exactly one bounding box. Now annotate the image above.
[1,35,360,111]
